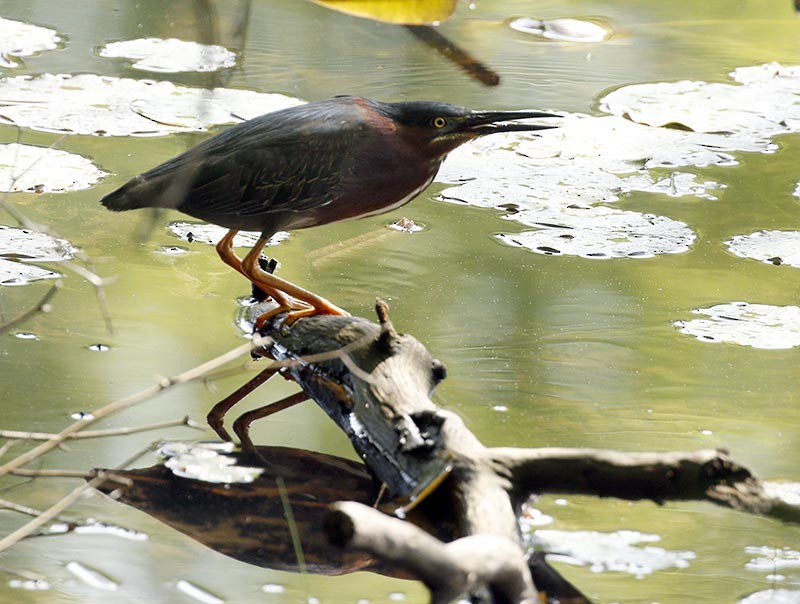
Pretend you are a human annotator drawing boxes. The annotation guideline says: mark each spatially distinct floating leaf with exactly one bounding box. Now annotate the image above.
[98,38,237,73]
[0,225,75,261]
[309,0,457,24]
[438,115,735,211]
[726,231,800,268]
[530,529,695,578]
[508,17,611,43]
[739,589,800,604]
[0,259,59,286]
[600,62,800,143]
[496,205,695,259]
[0,73,303,136]
[167,222,289,248]
[0,225,74,286]
[0,16,61,68]
[436,115,723,258]
[745,545,800,571]
[675,302,800,349]
[0,143,107,192]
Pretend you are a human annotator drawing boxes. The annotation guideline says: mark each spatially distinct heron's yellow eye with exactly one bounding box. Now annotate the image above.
[432,116,447,129]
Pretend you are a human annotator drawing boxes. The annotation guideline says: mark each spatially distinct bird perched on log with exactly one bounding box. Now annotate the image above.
[101,95,558,325]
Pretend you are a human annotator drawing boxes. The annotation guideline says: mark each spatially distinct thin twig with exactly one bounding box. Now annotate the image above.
[0,281,61,336]
[0,498,52,519]
[0,445,150,553]
[0,438,20,458]
[0,416,202,441]
[11,469,92,479]
[262,329,375,372]
[0,336,265,479]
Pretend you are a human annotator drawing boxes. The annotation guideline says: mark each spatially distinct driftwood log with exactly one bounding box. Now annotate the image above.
[94,298,800,603]
[203,299,798,603]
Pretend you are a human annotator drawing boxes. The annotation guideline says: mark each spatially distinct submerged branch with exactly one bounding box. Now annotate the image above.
[0,416,201,441]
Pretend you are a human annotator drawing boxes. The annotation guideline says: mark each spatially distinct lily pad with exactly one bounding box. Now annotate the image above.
[436,115,723,258]
[0,143,106,192]
[0,16,61,68]
[675,302,800,349]
[98,38,237,73]
[508,17,611,43]
[600,62,800,143]
[725,231,800,268]
[0,225,75,286]
[0,225,75,262]
[0,259,60,286]
[739,589,800,604]
[167,222,289,248]
[497,205,695,259]
[530,529,695,578]
[438,114,733,210]
[745,545,800,571]
[0,225,75,285]
[0,73,303,136]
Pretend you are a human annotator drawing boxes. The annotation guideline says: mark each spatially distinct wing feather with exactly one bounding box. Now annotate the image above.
[101,97,372,233]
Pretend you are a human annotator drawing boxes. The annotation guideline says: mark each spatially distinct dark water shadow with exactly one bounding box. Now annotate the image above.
[93,444,415,578]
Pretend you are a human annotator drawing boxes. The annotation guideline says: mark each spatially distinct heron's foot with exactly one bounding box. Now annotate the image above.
[254,297,349,330]
[289,297,349,321]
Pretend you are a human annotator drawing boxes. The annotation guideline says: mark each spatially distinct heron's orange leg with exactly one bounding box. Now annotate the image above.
[215,229,294,308]
[242,236,350,326]
[233,390,310,454]
[215,229,244,273]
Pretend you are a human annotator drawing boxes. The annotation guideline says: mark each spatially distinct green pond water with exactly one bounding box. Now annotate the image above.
[1,0,800,602]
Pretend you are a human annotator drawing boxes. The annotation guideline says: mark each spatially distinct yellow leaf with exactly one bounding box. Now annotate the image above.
[309,0,457,25]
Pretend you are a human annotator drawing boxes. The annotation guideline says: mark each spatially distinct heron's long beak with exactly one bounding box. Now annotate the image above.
[459,109,561,135]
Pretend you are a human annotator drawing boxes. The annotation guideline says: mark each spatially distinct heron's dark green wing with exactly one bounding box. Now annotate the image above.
[100,97,372,229]
[169,133,359,228]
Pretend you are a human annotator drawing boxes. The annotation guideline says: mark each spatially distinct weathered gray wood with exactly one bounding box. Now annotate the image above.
[488,447,800,522]
[326,501,536,604]
[247,301,798,603]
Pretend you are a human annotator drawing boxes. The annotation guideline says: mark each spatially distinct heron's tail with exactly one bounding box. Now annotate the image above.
[100,168,191,212]
[100,176,153,212]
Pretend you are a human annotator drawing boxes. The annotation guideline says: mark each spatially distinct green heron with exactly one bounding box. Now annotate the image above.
[101,95,558,324]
